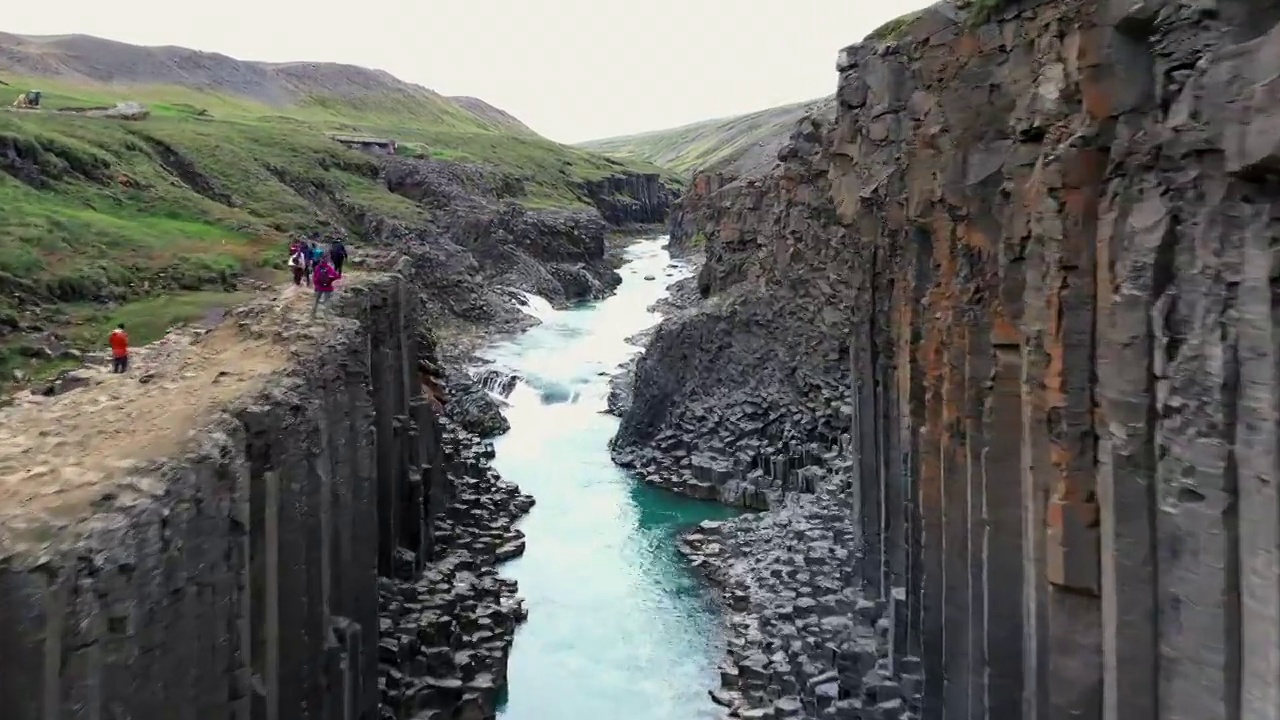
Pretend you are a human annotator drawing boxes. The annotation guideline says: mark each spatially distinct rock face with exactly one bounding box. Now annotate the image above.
[665,99,837,259]
[622,2,1280,719]
[0,263,530,720]
[385,158,628,313]
[377,413,533,720]
[612,111,852,510]
[579,172,676,225]
[441,368,511,437]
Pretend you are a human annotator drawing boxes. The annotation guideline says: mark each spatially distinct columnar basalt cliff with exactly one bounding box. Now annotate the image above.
[580,172,677,226]
[612,113,854,509]
[0,263,530,720]
[620,1,1280,718]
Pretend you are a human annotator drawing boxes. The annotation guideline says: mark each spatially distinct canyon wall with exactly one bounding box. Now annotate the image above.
[623,0,1280,718]
[612,113,855,508]
[384,158,660,316]
[664,98,837,260]
[580,171,676,226]
[0,262,527,720]
[839,1,1280,717]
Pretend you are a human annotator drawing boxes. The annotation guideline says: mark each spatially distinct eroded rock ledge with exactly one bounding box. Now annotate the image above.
[618,1,1280,719]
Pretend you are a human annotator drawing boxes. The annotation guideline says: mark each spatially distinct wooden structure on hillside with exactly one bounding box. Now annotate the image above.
[327,133,398,156]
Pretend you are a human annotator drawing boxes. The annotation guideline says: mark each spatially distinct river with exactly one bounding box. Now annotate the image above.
[480,237,740,720]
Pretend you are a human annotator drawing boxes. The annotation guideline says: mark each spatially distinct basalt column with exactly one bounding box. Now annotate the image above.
[831,2,1280,720]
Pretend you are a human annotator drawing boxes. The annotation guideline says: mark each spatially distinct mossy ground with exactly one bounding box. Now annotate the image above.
[869,10,926,40]
[1,288,258,382]
[0,74,669,384]
[961,0,1011,26]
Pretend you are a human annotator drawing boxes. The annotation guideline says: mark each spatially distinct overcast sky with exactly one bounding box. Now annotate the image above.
[7,0,929,143]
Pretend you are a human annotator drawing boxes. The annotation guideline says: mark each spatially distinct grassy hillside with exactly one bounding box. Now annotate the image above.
[0,34,670,383]
[579,97,833,177]
[447,96,537,136]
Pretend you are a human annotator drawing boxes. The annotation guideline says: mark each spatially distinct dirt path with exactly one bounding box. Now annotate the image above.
[0,280,346,552]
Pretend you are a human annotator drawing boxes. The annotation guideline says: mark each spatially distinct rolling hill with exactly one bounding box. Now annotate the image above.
[0,32,671,381]
[578,97,835,178]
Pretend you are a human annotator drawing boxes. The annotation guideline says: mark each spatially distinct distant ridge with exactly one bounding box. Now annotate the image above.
[0,32,538,135]
[578,97,835,177]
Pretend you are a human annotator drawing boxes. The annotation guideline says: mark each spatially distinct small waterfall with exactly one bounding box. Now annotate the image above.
[514,290,557,324]
[478,369,521,399]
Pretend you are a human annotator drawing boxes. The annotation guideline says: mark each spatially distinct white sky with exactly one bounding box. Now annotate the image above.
[6,1,930,143]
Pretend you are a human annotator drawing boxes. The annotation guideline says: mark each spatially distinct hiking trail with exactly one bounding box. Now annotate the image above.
[0,278,359,553]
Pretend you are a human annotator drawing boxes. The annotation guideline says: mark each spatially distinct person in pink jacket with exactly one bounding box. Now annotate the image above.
[312,254,339,316]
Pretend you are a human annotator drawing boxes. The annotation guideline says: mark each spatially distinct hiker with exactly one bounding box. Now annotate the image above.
[109,323,129,373]
[289,245,308,285]
[312,253,339,316]
[288,238,309,285]
[329,237,348,277]
[309,241,325,270]
[303,240,319,286]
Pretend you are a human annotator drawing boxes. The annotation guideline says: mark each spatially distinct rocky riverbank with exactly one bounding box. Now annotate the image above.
[603,253,702,419]
[608,241,911,717]
[680,490,922,720]
[376,407,534,719]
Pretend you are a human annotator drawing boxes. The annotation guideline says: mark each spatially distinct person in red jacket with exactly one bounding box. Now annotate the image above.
[109,323,129,373]
[312,254,339,316]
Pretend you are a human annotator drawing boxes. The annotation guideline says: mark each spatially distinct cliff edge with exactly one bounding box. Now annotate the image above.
[0,259,532,719]
[618,1,1280,718]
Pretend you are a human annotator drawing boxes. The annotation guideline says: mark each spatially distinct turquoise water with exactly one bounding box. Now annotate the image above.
[485,238,740,720]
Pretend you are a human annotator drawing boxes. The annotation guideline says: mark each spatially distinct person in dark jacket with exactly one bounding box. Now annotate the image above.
[329,238,348,277]
[299,238,314,283]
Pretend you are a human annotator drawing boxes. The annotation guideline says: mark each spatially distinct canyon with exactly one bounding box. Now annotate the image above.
[0,132,670,719]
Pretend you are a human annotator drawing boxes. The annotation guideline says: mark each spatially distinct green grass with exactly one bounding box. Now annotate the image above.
[0,75,671,299]
[0,71,674,383]
[62,289,254,346]
[870,9,926,40]
[579,98,831,176]
[1,289,253,385]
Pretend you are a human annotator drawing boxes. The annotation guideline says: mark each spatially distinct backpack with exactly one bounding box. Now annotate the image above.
[290,251,305,268]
